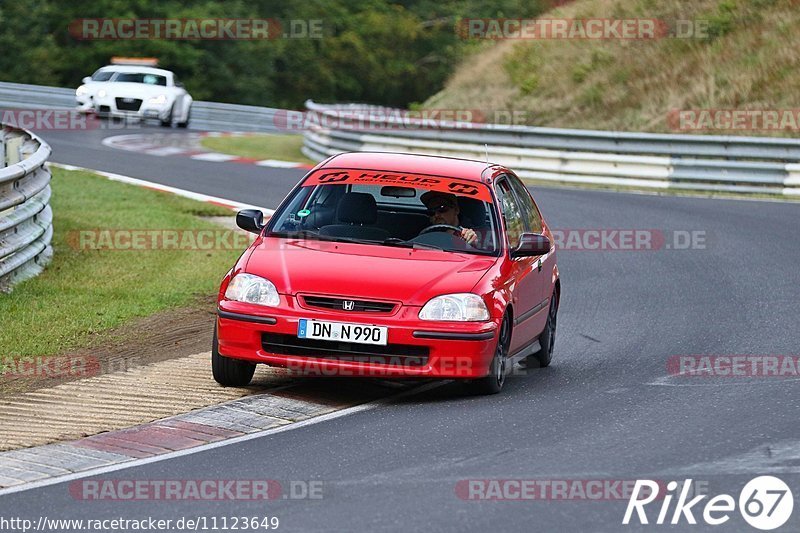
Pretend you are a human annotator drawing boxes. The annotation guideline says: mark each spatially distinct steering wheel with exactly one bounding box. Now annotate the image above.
[419,224,462,236]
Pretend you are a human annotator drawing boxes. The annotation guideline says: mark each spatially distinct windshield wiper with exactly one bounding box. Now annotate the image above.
[381,238,445,251]
[382,238,500,255]
[270,230,380,246]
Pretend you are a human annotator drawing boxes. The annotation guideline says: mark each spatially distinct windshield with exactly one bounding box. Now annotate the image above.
[91,70,115,81]
[113,72,167,86]
[267,170,500,255]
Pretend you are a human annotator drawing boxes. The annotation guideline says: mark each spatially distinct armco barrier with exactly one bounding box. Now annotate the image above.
[0,81,282,133]
[301,101,800,196]
[0,125,53,292]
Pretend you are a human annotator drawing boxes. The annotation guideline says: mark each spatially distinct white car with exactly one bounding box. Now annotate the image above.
[76,64,193,127]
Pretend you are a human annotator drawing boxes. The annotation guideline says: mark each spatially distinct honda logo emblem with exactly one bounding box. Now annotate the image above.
[342,300,355,311]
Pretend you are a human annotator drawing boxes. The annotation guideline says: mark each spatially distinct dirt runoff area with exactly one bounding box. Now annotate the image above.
[0,295,218,398]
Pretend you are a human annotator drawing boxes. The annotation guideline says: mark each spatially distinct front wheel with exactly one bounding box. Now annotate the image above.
[212,325,256,386]
[160,105,174,127]
[467,314,511,395]
[177,105,191,128]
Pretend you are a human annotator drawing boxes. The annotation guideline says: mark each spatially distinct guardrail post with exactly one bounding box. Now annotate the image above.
[0,128,5,168]
[4,135,22,166]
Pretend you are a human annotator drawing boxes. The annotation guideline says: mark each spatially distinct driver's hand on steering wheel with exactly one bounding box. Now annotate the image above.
[460,227,478,245]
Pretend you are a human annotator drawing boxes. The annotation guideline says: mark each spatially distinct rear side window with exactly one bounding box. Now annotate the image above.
[507,174,543,233]
[495,179,525,248]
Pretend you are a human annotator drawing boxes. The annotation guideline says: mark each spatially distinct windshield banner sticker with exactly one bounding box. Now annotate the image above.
[304,170,492,202]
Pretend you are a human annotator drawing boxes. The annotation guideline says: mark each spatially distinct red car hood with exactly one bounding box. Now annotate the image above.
[244,237,499,306]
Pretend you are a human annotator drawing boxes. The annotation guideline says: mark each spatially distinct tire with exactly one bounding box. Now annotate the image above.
[467,314,511,395]
[177,106,191,128]
[211,325,256,387]
[160,105,174,127]
[531,292,558,368]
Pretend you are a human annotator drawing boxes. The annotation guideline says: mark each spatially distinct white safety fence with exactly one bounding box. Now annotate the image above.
[301,101,800,196]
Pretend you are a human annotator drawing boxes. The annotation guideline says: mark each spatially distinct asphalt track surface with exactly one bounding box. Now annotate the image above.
[2,125,799,532]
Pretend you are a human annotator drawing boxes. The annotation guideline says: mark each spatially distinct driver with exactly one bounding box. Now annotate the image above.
[420,191,478,245]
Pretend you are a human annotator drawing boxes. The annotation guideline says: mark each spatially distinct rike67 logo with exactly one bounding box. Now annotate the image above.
[623,477,794,530]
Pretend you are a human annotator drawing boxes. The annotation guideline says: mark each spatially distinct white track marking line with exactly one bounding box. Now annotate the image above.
[254,159,304,168]
[50,163,272,214]
[645,374,800,387]
[190,152,239,162]
[145,147,191,156]
[0,381,444,497]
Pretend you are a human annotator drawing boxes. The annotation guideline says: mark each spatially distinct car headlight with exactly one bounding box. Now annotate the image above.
[76,85,87,97]
[419,293,490,322]
[148,94,168,104]
[97,89,107,98]
[224,273,280,307]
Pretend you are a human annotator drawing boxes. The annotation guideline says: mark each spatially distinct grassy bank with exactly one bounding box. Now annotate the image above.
[0,167,242,358]
[200,134,314,165]
[425,0,800,136]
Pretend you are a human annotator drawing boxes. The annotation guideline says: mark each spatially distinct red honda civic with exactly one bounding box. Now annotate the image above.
[214,152,560,394]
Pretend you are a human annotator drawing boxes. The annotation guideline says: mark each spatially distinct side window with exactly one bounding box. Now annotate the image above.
[91,70,114,81]
[507,174,543,233]
[495,179,524,249]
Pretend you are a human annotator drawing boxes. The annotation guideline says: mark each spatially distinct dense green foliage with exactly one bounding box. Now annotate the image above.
[0,0,552,108]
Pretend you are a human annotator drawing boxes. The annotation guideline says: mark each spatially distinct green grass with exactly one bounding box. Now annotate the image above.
[200,134,315,165]
[425,0,800,136]
[0,167,241,359]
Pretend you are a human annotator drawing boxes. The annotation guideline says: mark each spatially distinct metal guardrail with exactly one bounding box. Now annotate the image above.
[302,101,800,196]
[0,125,53,292]
[0,81,282,133]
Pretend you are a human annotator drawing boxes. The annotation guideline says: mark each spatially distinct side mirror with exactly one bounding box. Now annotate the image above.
[82,76,92,84]
[236,209,265,234]
[511,233,551,258]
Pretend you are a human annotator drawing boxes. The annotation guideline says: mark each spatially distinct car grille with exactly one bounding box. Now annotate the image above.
[115,98,142,111]
[262,333,428,366]
[300,295,397,314]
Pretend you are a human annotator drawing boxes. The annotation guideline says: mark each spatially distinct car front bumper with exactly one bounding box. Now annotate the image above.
[75,97,94,113]
[92,97,171,121]
[216,299,499,379]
